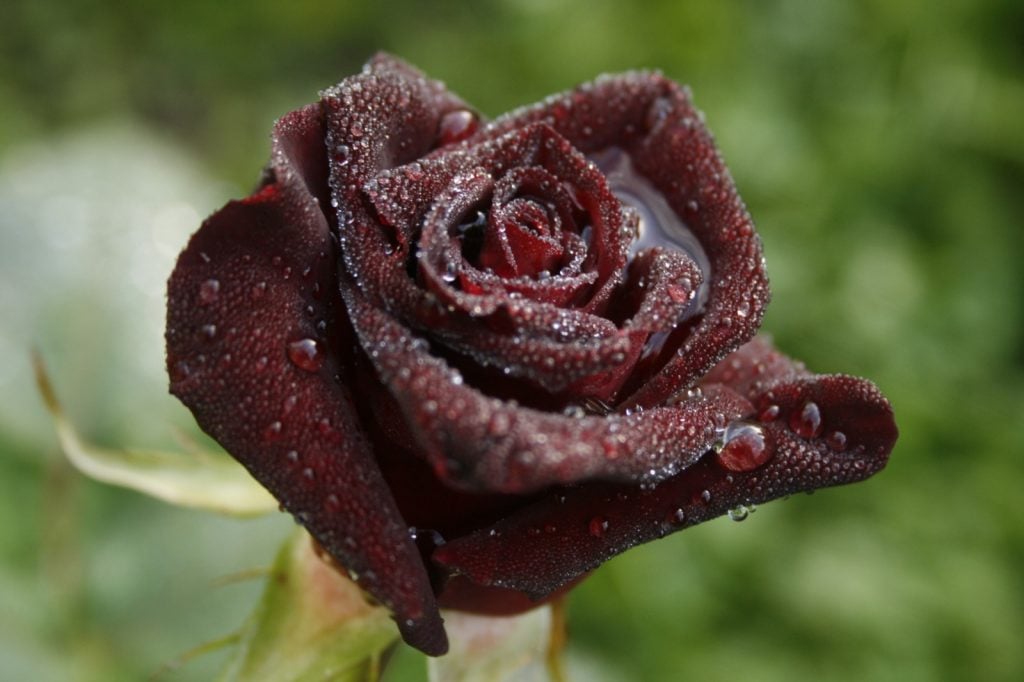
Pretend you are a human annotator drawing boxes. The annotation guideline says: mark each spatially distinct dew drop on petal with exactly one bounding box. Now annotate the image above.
[287,338,324,372]
[827,430,848,452]
[588,516,609,538]
[334,143,350,166]
[438,109,479,146]
[789,401,823,439]
[263,421,282,441]
[716,420,774,472]
[198,279,220,305]
[728,505,750,522]
[666,507,686,526]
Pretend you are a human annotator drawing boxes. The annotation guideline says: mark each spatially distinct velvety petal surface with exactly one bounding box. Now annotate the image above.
[432,338,897,600]
[165,104,446,655]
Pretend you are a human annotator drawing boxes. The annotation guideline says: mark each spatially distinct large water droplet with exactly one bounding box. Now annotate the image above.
[438,109,479,146]
[716,420,774,472]
[198,279,220,305]
[789,401,823,439]
[287,338,324,372]
[590,148,711,318]
[728,505,750,522]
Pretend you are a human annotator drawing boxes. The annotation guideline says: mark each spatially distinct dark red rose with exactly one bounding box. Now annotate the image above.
[166,54,897,656]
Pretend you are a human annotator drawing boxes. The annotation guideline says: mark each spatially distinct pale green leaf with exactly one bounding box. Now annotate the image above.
[33,352,277,516]
[219,530,399,682]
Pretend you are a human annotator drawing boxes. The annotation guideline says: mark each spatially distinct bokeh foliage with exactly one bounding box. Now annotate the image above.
[1,0,1022,680]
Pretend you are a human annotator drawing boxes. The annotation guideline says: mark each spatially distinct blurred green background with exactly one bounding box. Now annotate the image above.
[2,0,1022,680]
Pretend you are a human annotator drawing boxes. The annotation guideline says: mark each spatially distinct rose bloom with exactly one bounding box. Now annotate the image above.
[166,54,897,655]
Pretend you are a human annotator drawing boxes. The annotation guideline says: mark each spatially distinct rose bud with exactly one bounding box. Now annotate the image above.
[166,54,897,656]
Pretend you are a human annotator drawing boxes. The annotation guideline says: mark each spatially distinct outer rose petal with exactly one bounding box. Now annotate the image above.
[343,291,756,494]
[165,105,446,655]
[432,346,897,600]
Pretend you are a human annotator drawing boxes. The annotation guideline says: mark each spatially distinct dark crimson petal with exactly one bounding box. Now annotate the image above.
[432,375,896,600]
[320,53,471,292]
[343,291,756,493]
[473,72,770,408]
[700,334,810,400]
[165,105,446,655]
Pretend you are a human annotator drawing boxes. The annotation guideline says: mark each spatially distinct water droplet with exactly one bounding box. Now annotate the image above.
[700,489,712,503]
[251,281,267,300]
[588,516,609,538]
[562,404,586,418]
[263,421,282,441]
[826,430,848,452]
[335,143,350,165]
[198,279,220,304]
[666,507,687,526]
[302,467,315,480]
[438,109,479,146]
[716,420,774,472]
[286,450,299,462]
[590,148,711,317]
[789,401,823,439]
[287,338,324,372]
[759,404,780,422]
[728,505,750,522]
[255,355,269,371]
[170,360,191,382]
[199,324,217,340]
[325,494,341,512]
[645,97,672,131]
[317,418,333,435]
[737,300,751,318]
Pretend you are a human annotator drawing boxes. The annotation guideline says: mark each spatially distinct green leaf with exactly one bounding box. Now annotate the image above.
[33,352,278,516]
[427,606,561,682]
[219,529,399,682]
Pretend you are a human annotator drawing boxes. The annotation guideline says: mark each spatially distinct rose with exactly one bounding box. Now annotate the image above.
[166,54,897,656]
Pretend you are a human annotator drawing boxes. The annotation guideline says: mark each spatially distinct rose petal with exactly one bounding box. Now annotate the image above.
[343,292,757,494]
[432,374,896,600]
[165,104,447,655]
